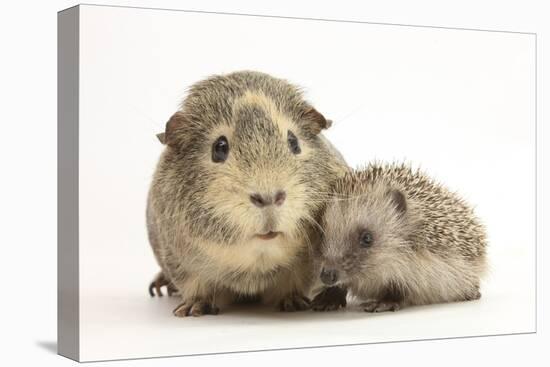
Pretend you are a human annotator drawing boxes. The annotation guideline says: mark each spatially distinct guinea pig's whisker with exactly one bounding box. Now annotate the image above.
[301,213,326,237]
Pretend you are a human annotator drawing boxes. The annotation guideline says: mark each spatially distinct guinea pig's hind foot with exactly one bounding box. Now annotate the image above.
[148,272,178,297]
[361,299,401,313]
[278,294,311,312]
[311,286,347,311]
[173,301,220,317]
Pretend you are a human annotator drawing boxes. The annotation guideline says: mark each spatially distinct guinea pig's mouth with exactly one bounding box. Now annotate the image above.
[254,231,281,240]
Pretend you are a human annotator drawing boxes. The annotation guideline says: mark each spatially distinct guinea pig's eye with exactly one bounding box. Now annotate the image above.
[287,130,301,155]
[212,136,229,163]
[359,230,374,248]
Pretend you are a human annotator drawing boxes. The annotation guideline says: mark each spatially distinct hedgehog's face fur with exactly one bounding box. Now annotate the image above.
[160,71,340,246]
[318,179,413,286]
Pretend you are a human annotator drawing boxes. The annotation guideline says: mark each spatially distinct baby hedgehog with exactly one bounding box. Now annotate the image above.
[311,163,487,312]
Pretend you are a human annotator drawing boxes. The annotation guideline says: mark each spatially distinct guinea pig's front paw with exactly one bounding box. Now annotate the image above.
[311,286,347,311]
[278,294,311,312]
[173,300,220,317]
[361,300,401,313]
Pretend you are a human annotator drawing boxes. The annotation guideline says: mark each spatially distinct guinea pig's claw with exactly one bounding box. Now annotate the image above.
[148,272,177,297]
[173,301,219,317]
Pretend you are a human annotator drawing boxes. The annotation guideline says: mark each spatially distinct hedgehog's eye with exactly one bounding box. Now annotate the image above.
[287,130,301,155]
[359,230,374,248]
[212,136,229,163]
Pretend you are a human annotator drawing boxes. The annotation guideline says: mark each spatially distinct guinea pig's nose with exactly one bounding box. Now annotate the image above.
[274,190,286,206]
[320,268,339,286]
[249,191,286,208]
[249,193,270,208]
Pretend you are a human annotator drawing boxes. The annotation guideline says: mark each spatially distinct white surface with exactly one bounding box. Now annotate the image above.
[75,4,536,362]
[80,257,533,361]
[1,0,548,366]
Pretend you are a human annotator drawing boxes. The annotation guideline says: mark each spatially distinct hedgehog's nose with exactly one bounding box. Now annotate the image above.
[250,190,286,208]
[320,268,339,285]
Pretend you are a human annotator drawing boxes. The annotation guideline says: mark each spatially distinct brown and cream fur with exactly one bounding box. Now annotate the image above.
[147,71,347,316]
[312,163,487,312]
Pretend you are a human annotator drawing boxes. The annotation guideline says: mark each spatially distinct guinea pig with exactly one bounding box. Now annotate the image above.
[311,163,488,312]
[147,71,348,316]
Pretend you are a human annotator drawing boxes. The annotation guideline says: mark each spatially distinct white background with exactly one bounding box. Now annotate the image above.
[0,0,548,366]
[77,4,536,361]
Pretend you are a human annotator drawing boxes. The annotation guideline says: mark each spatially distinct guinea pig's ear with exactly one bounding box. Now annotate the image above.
[387,188,407,215]
[163,111,187,147]
[301,106,332,135]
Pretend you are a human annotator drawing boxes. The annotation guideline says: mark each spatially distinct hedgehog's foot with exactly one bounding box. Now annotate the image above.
[361,299,401,313]
[278,294,310,312]
[173,300,220,317]
[148,272,178,297]
[464,289,482,301]
[311,286,347,311]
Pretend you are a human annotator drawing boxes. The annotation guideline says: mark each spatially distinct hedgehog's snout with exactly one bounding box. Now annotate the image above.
[320,267,339,286]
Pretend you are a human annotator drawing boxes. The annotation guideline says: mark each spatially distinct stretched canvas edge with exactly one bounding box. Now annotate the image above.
[58,4,80,362]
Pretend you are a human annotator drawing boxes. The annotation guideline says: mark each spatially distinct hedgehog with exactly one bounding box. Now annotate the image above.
[311,163,488,312]
[146,71,348,316]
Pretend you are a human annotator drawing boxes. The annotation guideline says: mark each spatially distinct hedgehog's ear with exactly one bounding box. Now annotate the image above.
[163,111,187,147]
[156,132,166,144]
[301,106,331,135]
[387,189,407,215]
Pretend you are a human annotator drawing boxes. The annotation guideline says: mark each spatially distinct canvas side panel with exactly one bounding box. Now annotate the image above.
[57,5,80,362]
